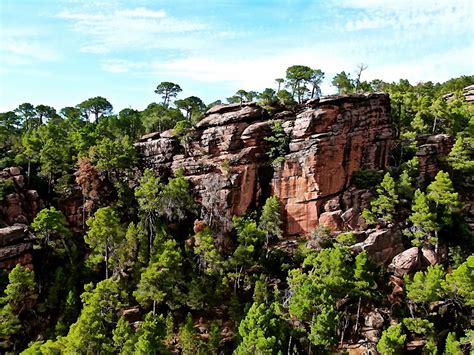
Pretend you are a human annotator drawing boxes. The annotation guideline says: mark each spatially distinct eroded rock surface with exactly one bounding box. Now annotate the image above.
[137,94,395,237]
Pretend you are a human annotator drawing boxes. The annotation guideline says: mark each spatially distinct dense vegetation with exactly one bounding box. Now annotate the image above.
[0,67,473,354]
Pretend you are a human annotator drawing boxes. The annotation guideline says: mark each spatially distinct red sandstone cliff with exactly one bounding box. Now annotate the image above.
[136,93,395,237]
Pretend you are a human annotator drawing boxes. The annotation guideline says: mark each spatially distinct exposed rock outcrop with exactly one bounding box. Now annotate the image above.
[0,167,42,225]
[137,94,395,237]
[416,134,453,186]
[0,224,34,270]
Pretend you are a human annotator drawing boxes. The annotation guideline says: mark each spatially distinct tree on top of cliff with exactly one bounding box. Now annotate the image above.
[332,71,355,94]
[285,65,324,103]
[77,97,113,123]
[154,82,182,108]
[175,96,206,121]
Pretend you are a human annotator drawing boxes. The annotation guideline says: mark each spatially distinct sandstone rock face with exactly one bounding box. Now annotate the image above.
[272,94,394,235]
[416,134,453,186]
[0,224,34,270]
[137,94,395,237]
[0,168,42,225]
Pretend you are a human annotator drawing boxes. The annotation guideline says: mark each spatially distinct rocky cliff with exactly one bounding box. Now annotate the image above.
[136,93,395,237]
[0,167,41,269]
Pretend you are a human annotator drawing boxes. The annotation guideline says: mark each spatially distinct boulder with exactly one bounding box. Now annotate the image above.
[350,229,404,265]
[324,198,340,212]
[8,167,21,176]
[0,225,27,246]
[421,247,439,266]
[318,210,344,230]
[388,247,421,277]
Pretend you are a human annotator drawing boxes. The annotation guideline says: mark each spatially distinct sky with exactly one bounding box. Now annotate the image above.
[0,0,473,113]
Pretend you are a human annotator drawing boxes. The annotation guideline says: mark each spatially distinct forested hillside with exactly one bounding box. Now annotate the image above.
[0,68,473,354]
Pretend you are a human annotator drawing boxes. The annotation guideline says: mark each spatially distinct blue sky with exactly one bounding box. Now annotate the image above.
[1,0,473,113]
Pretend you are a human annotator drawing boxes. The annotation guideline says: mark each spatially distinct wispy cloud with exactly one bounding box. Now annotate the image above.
[56,5,208,53]
[0,28,60,73]
[337,0,474,33]
[101,59,147,73]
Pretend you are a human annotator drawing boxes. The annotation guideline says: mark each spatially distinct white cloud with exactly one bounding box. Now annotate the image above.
[0,28,60,70]
[56,6,208,53]
[337,0,474,32]
[101,59,147,73]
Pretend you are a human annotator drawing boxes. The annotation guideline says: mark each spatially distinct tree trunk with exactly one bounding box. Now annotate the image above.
[27,159,31,187]
[105,245,109,279]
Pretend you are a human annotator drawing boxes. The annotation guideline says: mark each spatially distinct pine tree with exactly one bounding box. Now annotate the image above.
[308,303,340,348]
[134,240,185,311]
[377,324,406,355]
[363,172,399,225]
[259,196,284,255]
[405,265,445,304]
[3,264,37,314]
[405,189,439,246]
[443,255,474,307]
[112,316,136,353]
[85,206,125,279]
[134,312,168,355]
[179,313,197,355]
[448,136,474,172]
[235,302,286,354]
[426,170,460,226]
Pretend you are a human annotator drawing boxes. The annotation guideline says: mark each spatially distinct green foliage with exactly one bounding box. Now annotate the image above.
[179,313,197,355]
[264,119,290,164]
[443,255,474,307]
[335,232,356,246]
[193,227,224,276]
[405,189,439,246]
[77,96,113,122]
[308,303,340,348]
[89,135,137,178]
[426,171,460,226]
[63,279,126,353]
[363,172,399,225]
[112,316,136,354]
[332,71,355,94]
[377,324,406,355]
[154,81,182,107]
[175,96,206,122]
[2,264,37,314]
[134,312,168,354]
[448,136,474,172]
[157,170,197,222]
[31,207,71,252]
[351,169,384,189]
[229,215,266,289]
[85,206,125,278]
[405,265,445,304]
[235,302,286,354]
[259,196,284,249]
[134,239,185,310]
[444,332,461,355]
[208,321,221,354]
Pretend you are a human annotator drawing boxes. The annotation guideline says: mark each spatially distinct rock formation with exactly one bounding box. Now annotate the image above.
[0,168,41,270]
[137,93,395,237]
